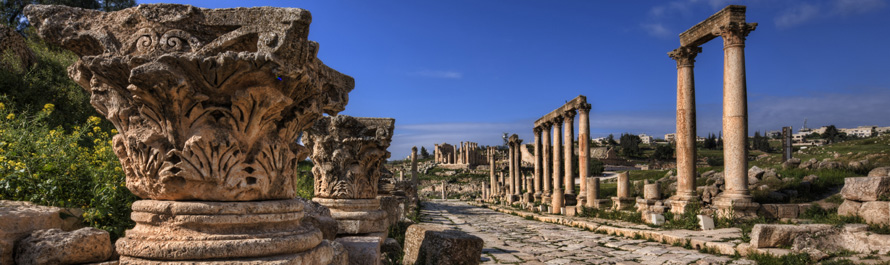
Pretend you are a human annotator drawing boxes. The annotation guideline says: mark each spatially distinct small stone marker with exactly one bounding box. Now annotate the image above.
[649,213,665,226]
[697,215,715,230]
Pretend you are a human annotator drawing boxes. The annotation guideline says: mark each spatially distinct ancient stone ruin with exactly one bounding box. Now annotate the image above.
[668,5,758,217]
[25,3,354,263]
[304,115,396,263]
[434,141,484,169]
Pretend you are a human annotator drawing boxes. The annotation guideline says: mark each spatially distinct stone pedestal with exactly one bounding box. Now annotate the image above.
[25,4,355,263]
[334,233,385,265]
[611,197,636,211]
[118,200,334,264]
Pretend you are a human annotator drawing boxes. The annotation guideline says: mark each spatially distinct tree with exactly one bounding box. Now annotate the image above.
[652,144,674,160]
[703,133,718,150]
[751,131,771,153]
[3,0,134,31]
[606,134,617,146]
[821,125,843,144]
[420,146,429,159]
[619,133,642,158]
[502,132,509,148]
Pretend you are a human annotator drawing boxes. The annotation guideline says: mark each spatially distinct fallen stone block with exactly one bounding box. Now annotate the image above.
[336,234,384,265]
[0,200,78,265]
[838,200,862,217]
[15,227,112,265]
[869,167,890,177]
[841,176,890,202]
[403,224,482,265]
[697,215,714,230]
[859,201,890,226]
[749,224,833,249]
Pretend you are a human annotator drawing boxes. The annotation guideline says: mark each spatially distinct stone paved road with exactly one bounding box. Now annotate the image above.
[420,201,753,265]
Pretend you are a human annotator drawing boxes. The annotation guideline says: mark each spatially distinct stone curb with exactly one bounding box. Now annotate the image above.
[468,202,753,257]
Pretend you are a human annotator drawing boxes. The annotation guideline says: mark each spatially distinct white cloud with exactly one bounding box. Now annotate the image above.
[641,23,672,38]
[413,70,463,79]
[388,121,530,160]
[775,3,820,29]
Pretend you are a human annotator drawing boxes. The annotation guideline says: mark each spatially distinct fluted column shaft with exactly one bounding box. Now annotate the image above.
[669,46,701,201]
[551,117,564,214]
[542,123,552,203]
[508,143,515,195]
[534,127,543,199]
[578,106,590,201]
[514,140,523,195]
[564,112,576,197]
[720,23,755,199]
[489,147,496,201]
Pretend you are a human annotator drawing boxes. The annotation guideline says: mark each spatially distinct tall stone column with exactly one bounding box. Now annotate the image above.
[563,111,577,205]
[25,4,356,263]
[551,117,564,214]
[489,147,496,202]
[533,127,543,200]
[578,104,591,206]
[514,137,525,201]
[507,143,514,196]
[713,22,759,218]
[668,46,702,214]
[434,144,439,163]
[542,122,552,204]
[411,146,418,187]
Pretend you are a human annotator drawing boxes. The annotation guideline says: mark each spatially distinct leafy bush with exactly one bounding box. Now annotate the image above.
[0,102,136,240]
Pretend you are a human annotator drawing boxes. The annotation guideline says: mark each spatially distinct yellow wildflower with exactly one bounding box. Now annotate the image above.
[42,103,55,113]
[5,113,14,120]
[87,116,102,124]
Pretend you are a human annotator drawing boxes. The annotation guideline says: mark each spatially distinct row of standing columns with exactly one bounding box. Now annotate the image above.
[433,142,481,165]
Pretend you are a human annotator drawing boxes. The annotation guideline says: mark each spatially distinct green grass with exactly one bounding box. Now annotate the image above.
[746,252,812,265]
[577,206,643,224]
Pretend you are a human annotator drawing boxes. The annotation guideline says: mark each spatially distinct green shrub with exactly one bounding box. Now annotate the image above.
[0,103,136,240]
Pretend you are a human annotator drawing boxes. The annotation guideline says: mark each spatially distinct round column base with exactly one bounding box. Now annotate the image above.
[117,199,328,263]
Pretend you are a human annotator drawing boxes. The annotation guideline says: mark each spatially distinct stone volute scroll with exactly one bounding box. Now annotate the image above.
[305,115,395,235]
[25,4,355,263]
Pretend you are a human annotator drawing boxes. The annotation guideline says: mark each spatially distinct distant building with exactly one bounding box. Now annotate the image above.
[841,126,876,138]
[878,126,890,135]
[665,133,675,143]
[638,134,654,144]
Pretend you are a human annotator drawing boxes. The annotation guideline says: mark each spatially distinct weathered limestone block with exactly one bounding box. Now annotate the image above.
[643,183,660,200]
[15,228,112,265]
[403,224,483,265]
[378,195,405,230]
[869,167,890,177]
[748,166,765,184]
[299,198,339,241]
[335,234,384,265]
[750,224,834,248]
[841,177,890,202]
[26,3,354,263]
[758,204,801,219]
[859,201,890,226]
[838,200,862,217]
[306,116,395,235]
[782,158,801,169]
[0,200,83,265]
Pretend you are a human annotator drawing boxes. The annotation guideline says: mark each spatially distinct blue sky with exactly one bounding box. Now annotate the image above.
[141,0,890,160]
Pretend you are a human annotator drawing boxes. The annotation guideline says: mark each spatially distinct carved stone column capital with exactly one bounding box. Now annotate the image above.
[305,115,394,234]
[25,3,356,262]
[715,22,757,48]
[668,46,703,69]
[533,126,543,134]
[564,110,577,120]
[552,115,564,125]
[578,103,592,113]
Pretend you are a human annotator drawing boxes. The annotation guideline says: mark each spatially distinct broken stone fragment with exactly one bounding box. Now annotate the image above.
[14,228,112,265]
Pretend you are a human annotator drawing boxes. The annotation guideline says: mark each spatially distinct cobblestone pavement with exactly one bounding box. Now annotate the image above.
[420,201,753,265]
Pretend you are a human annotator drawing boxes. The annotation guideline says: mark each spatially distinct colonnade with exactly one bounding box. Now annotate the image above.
[434,142,481,166]
[668,5,758,217]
